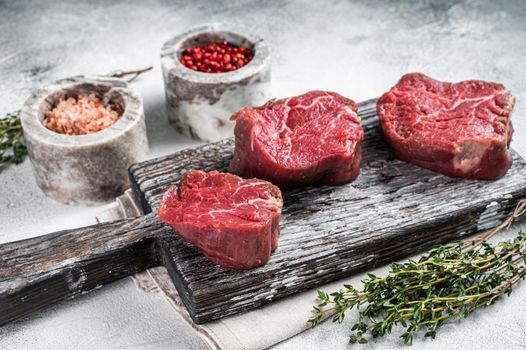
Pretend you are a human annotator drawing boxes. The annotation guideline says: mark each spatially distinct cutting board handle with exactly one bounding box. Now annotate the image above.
[0,213,163,326]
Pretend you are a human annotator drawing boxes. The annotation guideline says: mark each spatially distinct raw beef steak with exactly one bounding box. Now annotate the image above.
[158,170,283,269]
[229,91,364,187]
[377,73,515,180]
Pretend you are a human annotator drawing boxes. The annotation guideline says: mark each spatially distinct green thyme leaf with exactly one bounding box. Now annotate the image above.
[308,200,526,346]
[0,111,27,167]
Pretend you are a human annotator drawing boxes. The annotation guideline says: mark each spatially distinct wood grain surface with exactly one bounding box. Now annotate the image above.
[2,98,524,327]
[0,214,167,326]
[129,98,526,323]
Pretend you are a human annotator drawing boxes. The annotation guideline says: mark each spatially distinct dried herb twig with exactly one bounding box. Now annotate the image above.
[0,111,27,167]
[309,199,526,345]
[109,66,153,82]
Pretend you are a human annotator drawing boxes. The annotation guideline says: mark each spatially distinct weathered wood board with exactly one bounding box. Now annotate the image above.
[2,98,525,327]
[129,98,526,323]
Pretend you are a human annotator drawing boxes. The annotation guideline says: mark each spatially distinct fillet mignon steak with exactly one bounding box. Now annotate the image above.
[377,73,515,180]
[158,170,283,269]
[229,91,364,187]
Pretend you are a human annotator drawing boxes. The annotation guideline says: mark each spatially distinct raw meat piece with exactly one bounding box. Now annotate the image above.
[158,170,283,269]
[229,91,364,187]
[377,73,515,180]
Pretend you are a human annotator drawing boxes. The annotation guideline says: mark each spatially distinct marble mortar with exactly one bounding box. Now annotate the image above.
[160,24,271,142]
[20,76,149,205]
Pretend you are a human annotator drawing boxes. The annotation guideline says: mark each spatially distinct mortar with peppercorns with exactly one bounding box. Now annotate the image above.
[161,23,271,142]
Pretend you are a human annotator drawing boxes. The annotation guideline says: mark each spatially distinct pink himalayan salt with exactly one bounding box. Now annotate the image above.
[44,94,121,135]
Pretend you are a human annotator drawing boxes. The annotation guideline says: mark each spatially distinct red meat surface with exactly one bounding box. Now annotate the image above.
[158,170,283,269]
[377,73,515,180]
[229,91,364,188]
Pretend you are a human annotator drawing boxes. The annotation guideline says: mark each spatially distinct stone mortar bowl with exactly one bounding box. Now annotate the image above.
[21,76,149,205]
[161,23,271,142]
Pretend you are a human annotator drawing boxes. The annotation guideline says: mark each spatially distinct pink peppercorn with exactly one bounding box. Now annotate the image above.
[180,40,254,73]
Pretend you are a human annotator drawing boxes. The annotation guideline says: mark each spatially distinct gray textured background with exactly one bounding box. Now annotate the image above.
[1,0,526,349]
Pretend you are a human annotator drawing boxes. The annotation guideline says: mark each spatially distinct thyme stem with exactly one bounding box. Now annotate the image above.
[309,199,526,346]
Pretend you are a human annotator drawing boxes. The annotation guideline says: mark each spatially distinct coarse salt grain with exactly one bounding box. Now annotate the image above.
[44,94,121,135]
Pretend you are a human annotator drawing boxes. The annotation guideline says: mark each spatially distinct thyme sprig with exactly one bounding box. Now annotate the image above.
[309,199,526,345]
[0,111,27,167]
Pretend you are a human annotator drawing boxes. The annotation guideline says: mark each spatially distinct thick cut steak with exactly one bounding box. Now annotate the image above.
[377,73,515,180]
[229,91,364,187]
[158,170,283,269]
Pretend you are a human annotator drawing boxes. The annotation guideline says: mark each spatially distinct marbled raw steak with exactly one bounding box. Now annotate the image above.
[229,91,364,187]
[377,73,515,180]
[158,170,282,269]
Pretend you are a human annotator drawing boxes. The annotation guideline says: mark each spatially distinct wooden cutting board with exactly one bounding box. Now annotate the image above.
[2,98,525,326]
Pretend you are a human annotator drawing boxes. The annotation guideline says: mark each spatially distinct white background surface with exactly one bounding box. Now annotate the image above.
[1,0,526,349]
